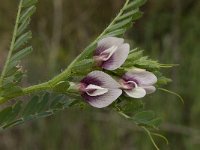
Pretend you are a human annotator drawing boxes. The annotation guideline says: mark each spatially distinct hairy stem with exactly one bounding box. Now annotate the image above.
[0,0,23,85]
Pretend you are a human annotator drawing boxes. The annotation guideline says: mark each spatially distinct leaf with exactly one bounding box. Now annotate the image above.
[103,28,126,37]
[116,9,142,22]
[36,93,50,113]
[0,93,76,129]
[133,111,162,128]
[13,31,32,51]
[17,18,30,36]
[10,46,33,63]
[19,6,36,23]
[0,0,37,88]
[134,111,155,123]
[53,81,70,93]
[157,76,172,85]
[117,96,144,116]
[22,95,40,117]
[0,107,12,125]
[107,18,132,32]
[22,0,38,8]
[5,101,22,123]
[71,59,94,74]
[123,0,147,11]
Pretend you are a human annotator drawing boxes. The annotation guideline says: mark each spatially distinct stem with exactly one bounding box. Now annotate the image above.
[0,82,51,104]
[0,0,130,104]
[0,0,23,85]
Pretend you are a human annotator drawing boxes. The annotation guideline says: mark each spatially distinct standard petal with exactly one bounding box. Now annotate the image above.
[124,87,146,98]
[95,37,124,55]
[102,43,130,70]
[141,85,156,94]
[81,71,121,88]
[82,89,122,108]
[124,69,157,86]
[98,37,124,48]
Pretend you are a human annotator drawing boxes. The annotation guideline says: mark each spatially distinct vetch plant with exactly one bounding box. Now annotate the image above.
[0,0,182,149]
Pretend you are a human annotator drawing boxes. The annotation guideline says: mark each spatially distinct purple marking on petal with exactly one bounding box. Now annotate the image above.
[122,74,139,85]
[95,46,107,56]
[82,71,121,89]
[81,75,102,87]
[120,80,137,90]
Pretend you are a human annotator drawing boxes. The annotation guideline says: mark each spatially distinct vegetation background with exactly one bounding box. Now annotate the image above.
[0,0,200,149]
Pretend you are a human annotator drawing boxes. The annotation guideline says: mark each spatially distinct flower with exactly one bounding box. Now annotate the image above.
[120,68,157,98]
[79,71,122,108]
[94,37,130,70]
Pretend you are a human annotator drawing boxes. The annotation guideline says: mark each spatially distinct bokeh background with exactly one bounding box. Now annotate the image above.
[0,0,200,149]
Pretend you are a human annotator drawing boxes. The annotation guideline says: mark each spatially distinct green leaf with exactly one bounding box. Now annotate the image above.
[116,9,141,22]
[0,0,37,86]
[0,93,76,129]
[10,46,33,63]
[157,76,172,85]
[103,28,126,37]
[19,6,36,23]
[107,18,132,32]
[36,93,50,113]
[5,101,22,123]
[53,81,70,93]
[0,107,12,125]
[72,59,94,74]
[13,31,32,51]
[22,95,40,117]
[17,18,30,36]
[123,0,147,11]
[22,0,38,8]
[134,111,155,123]
[117,96,144,116]
[133,111,162,128]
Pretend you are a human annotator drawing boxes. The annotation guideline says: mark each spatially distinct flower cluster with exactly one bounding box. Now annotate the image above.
[79,37,157,108]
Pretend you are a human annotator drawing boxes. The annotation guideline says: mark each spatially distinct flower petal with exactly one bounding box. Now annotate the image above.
[98,37,124,48]
[124,87,146,98]
[86,84,108,96]
[81,71,121,88]
[95,37,124,55]
[141,85,156,94]
[82,89,122,108]
[102,43,130,70]
[124,69,157,86]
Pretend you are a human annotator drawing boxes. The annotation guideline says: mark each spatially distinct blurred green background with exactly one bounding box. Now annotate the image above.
[0,0,200,149]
